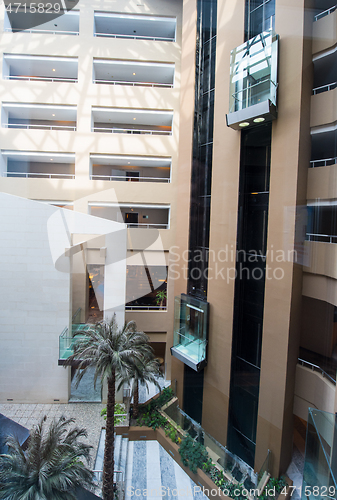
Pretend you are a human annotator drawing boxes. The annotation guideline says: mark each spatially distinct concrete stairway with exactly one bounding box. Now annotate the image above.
[94,430,129,494]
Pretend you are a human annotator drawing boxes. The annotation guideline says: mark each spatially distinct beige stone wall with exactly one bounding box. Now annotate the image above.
[0,0,183,380]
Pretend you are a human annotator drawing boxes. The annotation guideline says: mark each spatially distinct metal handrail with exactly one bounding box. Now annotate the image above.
[313,82,337,94]
[298,358,336,384]
[90,174,170,183]
[4,75,77,83]
[306,233,337,243]
[310,156,337,167]
[125,305,166,310]
[2,172,75,179]
[314,5,337,21]
[5,28,79,35]
[92,127,172,136]
[4,123,76,131]
[94,79,173,88]
[126,222,168,229]
[94,32,174,42]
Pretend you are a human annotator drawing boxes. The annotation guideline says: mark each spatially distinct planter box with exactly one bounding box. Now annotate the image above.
[122,424,293,500]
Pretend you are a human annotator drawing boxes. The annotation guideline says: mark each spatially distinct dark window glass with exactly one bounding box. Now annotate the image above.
[188,0,217,298]
[227,123,272,467]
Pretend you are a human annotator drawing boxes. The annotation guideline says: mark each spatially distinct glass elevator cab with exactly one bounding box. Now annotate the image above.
[226,30,279,130]
[171,294,209,372]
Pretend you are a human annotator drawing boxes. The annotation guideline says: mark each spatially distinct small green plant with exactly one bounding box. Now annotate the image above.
[209,467,228,489]
[101,403,126,425]
[155,290,167,306]
[202,458,213,473]
[179,435,209,474]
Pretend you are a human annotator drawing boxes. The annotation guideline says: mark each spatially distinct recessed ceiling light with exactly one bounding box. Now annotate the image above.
[128,162,130,164]
[133,72,136,75]
[253,117,265,123]
[239,122,250,127]
[50,159,53,161]
[52,68,56,72]
[52,114,55,117]
[133,118,136,120]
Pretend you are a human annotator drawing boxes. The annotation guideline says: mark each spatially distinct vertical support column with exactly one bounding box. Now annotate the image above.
[254,0,313,477]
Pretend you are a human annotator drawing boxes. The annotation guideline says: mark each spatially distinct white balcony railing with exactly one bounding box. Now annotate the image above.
[314,4,337,21]
[4,75,77,83]
[125,305,166,311]
[4,28,79,35]
[2,172,75,179]
[94,32,174,42]
[94,79,173,88]
[90,174,170,183]
[298,358,336,384]
[306,233,337,243]
[126,222,169,229]
[313,82,337,94]
[310,156,337,167]
[4,123,76,131]
[92,127,172,136]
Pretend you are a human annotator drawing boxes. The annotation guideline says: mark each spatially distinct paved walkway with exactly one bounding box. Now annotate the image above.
[0,402,105,466]
[125,440,208,500]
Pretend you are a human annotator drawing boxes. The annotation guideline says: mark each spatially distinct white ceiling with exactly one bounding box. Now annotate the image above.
[6,10,79,33]
[3,103,77,121]
[4,54,78,79]
[2,151,75,163]
[94,12,176,39]
[92,107,173,127]
[90,154,171,168]
[93,59,174,85]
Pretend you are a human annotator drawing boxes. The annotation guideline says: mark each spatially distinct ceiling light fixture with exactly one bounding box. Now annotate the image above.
[253,117,265,123]
[133,72,136,75]
[52,114,55,117]
[133,118,136,120]
[52,68,56,72]
[239,121,250,127]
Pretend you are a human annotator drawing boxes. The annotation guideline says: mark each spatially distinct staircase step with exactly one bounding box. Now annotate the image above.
[114,434,122,467]
[119,436,129,476]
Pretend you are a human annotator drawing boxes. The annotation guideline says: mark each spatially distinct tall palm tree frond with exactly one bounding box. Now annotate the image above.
[0,416,95,500]
[65,314,152,500]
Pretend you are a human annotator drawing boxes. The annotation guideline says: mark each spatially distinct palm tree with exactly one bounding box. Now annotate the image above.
[66,316,152,500]
[119,355,162,419]
[0,415,95,500]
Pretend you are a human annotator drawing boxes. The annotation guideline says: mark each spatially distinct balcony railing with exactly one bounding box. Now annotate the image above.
[4,123,76,131]
[94,33,174,42]
[310,156,337,167]
[313,82,337,95]
[59,324,92,360]
[298,358,336,385]
[90,174,170,183]
[2,172,75,179]
[162,398,259,487]
[126,222,169,229]
[125,304,166,311]
[4,75,77,83]
[314,4,337,21]
[92,127,172,136]
[94,79,173,88]
[306,232,337,243]
[5,28,79,35]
